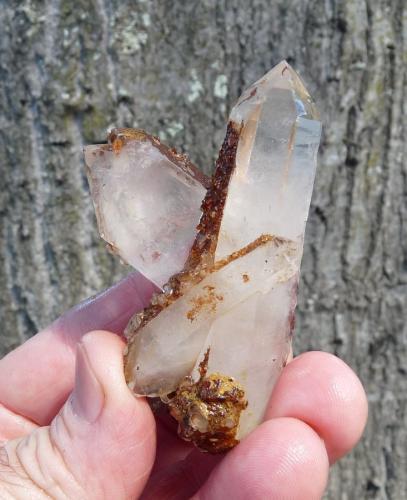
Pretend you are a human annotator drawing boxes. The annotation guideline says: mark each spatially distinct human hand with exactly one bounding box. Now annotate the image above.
[0,273,367,499]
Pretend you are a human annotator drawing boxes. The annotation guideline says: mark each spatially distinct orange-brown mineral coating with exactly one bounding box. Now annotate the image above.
[124,122,243,347]
[122,121,259,453]
[186,121,242,270]
[168,350,248,453]
[108,128,211,189]
[186,285,224,322]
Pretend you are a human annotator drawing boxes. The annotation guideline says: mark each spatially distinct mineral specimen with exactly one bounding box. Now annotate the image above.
[85,60,321,453]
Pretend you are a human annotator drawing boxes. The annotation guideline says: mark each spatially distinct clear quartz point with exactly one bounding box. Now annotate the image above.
[86,61,321,453]
[216,60,321,259]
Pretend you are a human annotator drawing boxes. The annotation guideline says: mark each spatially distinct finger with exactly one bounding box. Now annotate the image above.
[141,408,219,500]
[0,403,38,443]
[141,449,220,500]
[0,272,156,426]
[1,331,156,500]
[265,351,368,464]
[192,418,329,500]
[152,414,193,472]
[56,271,156,338]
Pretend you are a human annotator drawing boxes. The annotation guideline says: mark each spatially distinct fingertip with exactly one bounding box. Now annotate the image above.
[267,351,368,463]
[80,329,125,354]
[55,329,156,497]
[78,330,153,422]
[195,418,329,500]
[78,330,126,398]
[73,329,156,455]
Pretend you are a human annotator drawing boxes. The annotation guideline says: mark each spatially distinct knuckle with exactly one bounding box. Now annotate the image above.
[0,416,86,500]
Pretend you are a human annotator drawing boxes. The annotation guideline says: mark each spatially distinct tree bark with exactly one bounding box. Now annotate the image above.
[0,0,405,498]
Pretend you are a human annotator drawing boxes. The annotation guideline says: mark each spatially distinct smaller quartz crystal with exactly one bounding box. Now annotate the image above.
[84,129,209,287]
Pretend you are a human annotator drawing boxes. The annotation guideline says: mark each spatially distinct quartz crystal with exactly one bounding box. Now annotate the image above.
[85,61,321,453]
[85,129,209,287]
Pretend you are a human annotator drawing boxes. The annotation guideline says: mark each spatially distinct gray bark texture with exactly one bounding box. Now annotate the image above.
[0,0,406,498]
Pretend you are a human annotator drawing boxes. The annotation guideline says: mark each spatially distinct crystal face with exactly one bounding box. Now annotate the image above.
[84,129,209,287]
[85,61,321,453]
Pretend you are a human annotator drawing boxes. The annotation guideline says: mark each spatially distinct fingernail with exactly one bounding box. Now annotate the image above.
[71,343,105,423]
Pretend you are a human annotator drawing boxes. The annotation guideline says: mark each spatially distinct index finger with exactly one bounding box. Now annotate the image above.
[0,272,156,425]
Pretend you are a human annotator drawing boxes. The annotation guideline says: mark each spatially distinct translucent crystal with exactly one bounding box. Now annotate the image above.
[216,61,321,259]
[125,236,299,400]
[84,129,208,287]
[86,61,322,452]
[184,61,322,441]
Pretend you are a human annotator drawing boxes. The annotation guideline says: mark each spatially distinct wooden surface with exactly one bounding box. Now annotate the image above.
[0,1,406,498]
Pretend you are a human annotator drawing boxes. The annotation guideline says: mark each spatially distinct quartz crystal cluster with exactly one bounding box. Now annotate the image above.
[85,61,321,453]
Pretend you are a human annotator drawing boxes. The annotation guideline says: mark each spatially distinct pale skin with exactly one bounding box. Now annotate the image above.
[0,273,368,499]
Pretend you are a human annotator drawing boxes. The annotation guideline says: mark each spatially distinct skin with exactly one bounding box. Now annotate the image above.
[0,273,368,499]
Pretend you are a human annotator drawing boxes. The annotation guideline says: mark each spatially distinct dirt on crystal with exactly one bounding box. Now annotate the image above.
[168,350,248,453]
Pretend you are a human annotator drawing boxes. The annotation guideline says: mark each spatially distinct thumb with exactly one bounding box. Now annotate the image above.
[1,331,156,500]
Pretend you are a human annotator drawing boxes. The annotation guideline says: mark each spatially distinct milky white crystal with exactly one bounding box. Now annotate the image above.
[125,236,299,399]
